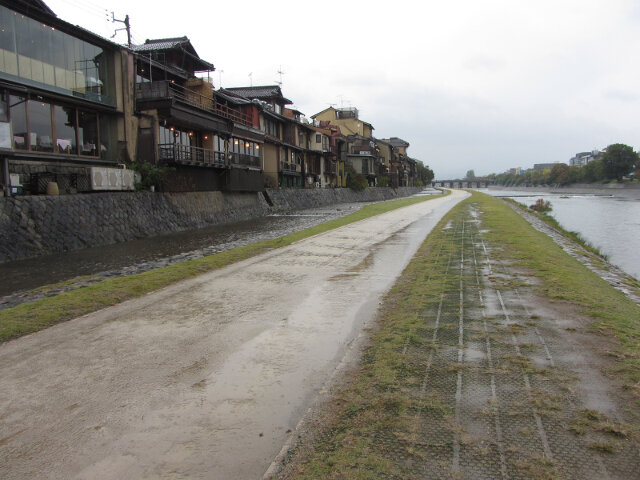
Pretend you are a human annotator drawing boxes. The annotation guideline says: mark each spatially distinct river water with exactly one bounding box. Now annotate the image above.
[0,189,442,304]
[0,203,365,300]
[480,188,640,281]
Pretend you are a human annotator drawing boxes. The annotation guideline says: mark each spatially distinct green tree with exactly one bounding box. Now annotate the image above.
[583,159,605,183]
[465,169,475,180]
[415,161,435,184]
[601,143,638,181]
[549,163,570,185]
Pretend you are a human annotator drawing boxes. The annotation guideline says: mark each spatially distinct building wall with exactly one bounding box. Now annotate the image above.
[263,142,279,188]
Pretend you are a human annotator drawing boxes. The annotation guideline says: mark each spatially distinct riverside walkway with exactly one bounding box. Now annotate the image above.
[274,195,640,479]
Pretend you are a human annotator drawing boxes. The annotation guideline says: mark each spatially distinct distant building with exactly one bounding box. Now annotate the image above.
[533,163,558,171]
[312,107,374,138]
[507,167,525,175]
[569,150,602,167]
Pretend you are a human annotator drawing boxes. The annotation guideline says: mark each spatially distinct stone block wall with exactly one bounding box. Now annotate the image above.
[0,186,422,263]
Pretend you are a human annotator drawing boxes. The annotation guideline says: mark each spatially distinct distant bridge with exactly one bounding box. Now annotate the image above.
[431,179,495,188]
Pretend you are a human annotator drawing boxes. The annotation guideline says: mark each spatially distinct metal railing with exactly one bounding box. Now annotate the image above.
[136,81,251,126]
[158,143,226,167]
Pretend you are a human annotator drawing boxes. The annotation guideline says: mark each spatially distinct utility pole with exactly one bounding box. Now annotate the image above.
[110,12,131,47]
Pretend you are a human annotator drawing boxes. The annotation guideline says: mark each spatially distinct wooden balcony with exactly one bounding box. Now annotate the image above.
[158,143,225,167]
[136,81,251,126]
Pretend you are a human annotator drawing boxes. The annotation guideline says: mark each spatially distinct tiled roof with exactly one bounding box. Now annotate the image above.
[225,85,292,105]
[131,37,190,52]
[385,137,410,148]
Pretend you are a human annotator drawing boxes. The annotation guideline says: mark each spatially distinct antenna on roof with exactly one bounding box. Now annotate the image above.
[275,65,285,88]
[248,72,253,87]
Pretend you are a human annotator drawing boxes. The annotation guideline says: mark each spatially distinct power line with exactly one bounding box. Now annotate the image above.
[54,0,109,17]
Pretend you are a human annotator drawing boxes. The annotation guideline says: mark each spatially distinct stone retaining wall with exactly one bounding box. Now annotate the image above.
[0,187,422,263]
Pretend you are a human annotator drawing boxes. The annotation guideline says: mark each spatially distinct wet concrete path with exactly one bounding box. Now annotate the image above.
[0,190,468,479]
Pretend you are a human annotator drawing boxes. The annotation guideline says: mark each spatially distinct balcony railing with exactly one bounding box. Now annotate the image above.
[159,143,225,167]
[282,162,301,174]
[136,81,251,126]
[228,153,261,169]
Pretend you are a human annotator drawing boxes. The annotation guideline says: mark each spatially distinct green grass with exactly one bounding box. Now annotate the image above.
[0,191,448,343]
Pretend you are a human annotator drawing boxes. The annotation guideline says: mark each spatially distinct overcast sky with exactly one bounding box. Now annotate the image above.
[45,0,640,179]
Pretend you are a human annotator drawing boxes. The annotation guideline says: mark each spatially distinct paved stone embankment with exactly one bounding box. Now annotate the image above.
[0,186,421,263]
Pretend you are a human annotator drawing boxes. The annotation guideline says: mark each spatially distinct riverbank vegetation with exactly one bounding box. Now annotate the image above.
[275,191,640,478]
[0,191,448,343]
[492,143,639,186]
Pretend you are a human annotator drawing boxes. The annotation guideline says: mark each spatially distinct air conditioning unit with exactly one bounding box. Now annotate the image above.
[315,182,320,188]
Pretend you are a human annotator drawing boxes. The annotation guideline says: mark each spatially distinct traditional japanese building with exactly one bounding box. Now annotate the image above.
[132,37,264,192]
[223,86,303,188]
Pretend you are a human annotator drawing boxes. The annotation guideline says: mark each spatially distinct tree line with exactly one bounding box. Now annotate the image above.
[491,143,639,186]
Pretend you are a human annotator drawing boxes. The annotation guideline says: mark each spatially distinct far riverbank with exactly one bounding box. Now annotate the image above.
[487,183,640,199]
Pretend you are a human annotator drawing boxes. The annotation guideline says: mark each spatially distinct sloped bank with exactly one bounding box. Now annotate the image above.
[0,187,422,263]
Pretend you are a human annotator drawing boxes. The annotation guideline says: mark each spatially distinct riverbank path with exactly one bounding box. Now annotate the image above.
[0,190,468,479]
[274,198,640,479]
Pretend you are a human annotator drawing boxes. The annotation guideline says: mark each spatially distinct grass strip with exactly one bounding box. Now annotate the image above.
[0,191,448,343]
[473,191,640,396]
[279,191,640,478]
[505,198,612,260]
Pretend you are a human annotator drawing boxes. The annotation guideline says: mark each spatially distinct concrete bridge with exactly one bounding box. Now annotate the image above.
[432,179,495,188]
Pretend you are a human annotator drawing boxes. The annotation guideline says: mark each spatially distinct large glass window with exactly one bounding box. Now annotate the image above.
[28,100,53,152]
[9,95,26,150]
[78,110,98,156]
[0,91,7,122]
[54,105,77,154]
[0,5,113,106]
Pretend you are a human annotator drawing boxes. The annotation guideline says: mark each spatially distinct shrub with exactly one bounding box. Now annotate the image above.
[529,198,552,212]
[347,173,368,191]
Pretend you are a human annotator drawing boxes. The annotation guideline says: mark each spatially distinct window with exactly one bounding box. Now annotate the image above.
[28,99,53,152]
[54,106,77,154]
[0,5,113,106]
[316,134,321,143]
[78,110,99,156]
[9,95,26,150]
[0,91,7,122]
[265,119,278,137]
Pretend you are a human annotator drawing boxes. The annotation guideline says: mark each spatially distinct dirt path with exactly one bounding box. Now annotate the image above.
[275,200,640,479]
[0,190,468,480]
